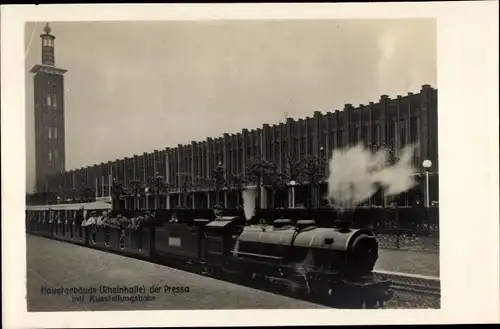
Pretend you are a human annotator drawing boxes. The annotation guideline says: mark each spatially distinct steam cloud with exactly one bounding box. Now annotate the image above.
[241,186,258,220]
[326,143,418,211]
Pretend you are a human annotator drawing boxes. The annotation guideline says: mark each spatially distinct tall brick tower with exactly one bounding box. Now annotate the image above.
[30,23,67,192]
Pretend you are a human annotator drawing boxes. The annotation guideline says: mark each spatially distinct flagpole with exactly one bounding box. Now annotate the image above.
[109,171,112,197]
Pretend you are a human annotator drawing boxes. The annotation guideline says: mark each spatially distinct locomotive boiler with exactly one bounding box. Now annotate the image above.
[228,218,391,307]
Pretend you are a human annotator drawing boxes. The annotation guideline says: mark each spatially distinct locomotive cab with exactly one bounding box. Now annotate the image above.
[205,216,244,257]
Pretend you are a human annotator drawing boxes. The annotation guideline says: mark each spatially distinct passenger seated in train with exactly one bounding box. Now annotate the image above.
[83,211,97,227]
[136,210,153,228]
[116,213,130,228]
[114,213,127,249]
[96,210,108,227]
[130,212,139,229]
[213,204,223,218]
[89,211,99,243]
[169,212,179,223]
[105,213,120,228]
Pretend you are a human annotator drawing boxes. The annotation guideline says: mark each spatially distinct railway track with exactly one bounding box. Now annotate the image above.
[374,270,441,297]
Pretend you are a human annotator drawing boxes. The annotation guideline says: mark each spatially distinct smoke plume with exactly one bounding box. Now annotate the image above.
[326,143,418,211]
[241,186,258,220]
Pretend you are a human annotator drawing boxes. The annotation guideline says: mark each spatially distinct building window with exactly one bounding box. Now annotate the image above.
[337,130,343,148]
[391,121,397,149]
[353,127,359,145]
[410,117,418,144]
[361,126,368,146]
[400,120,407,148]
[46,94,57,107]
[47,127,58,139]
[372,124,380,145]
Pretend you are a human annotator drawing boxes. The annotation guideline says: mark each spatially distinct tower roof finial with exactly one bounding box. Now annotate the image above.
[44,23,51,35]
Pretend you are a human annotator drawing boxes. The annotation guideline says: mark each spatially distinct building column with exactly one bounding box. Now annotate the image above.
[288,188,292,208]
[420,84,432,163]
[379,95,389,145]
[260,186,268,209]
[192,193,196,209]
[207,192,211,208]
[166,195,170,210]
[224,191,228,208]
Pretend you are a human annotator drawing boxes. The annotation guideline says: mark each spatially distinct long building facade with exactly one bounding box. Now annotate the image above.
[28,84,439,209]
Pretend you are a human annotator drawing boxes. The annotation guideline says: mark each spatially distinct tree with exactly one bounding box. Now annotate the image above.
[147,173,168,209]
[179,176,192,208]
[245,158,278,208]
[79,184,95,203]
[301,155,328,208]
[227,173,246,207]
[129,180,145,209]
[111,180,128,210]
[283,155,305,184]
[211,163,226,206]
[263,170,288,208]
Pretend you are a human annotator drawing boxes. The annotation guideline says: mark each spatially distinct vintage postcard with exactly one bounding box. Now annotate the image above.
[1,2,499,328]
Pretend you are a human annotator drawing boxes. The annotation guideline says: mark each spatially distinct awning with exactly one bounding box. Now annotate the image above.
[26,201,112,211]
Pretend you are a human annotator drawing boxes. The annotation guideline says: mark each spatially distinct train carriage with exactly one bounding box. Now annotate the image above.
[26,201,112,244]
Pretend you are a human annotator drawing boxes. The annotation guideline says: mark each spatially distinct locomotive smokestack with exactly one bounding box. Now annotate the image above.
[241,186,257,221]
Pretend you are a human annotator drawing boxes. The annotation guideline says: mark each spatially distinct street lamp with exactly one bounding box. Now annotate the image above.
[422,159,432,208]
[290,180,297,208]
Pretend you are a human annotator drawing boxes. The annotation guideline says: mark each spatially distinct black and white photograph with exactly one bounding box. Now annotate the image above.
[2,2,499,328]
[23,18,440,311]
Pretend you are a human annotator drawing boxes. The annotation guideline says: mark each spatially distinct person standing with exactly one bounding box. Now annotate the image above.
[116,213,128,249]
[213,204,224,219]
[86,211,98,244]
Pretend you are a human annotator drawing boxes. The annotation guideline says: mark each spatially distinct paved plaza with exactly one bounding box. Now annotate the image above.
[376,248,439,277]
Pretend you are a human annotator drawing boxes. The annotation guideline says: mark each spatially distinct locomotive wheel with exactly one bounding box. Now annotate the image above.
[361,298,380,309]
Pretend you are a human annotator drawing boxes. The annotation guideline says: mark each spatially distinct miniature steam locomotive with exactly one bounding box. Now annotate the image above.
[26,203,394,308]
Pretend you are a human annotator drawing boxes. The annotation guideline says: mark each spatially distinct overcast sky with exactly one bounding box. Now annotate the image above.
[24,19,436,191]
